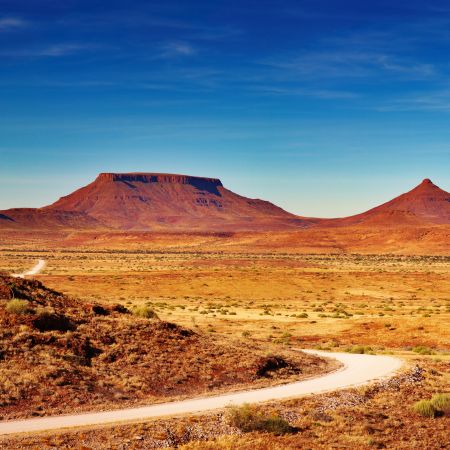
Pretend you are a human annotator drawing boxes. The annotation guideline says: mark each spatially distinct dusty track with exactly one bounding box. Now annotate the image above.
[12,259,46,278]
[0,350,403,436]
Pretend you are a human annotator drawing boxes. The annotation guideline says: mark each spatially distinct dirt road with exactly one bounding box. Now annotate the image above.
[12,259,46,278]
[0,350,403,435]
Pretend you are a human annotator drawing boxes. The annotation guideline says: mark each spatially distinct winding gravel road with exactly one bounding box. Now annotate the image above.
[0,350,402,436]
[12,259,46,278]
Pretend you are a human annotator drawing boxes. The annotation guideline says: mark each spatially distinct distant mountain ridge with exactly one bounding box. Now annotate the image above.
[1,173,310,231]
[0,174,449,232]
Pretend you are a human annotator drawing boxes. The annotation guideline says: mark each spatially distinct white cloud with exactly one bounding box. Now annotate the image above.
[36,44,85,57]
[378,89,450,112]
[262,51,435,80]
[160,41,196,58]
[251,85,359,100]
[0,17,27,31]
[0,43,94,58]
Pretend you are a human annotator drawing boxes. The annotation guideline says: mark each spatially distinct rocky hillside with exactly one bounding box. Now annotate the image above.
[0,274,329,419]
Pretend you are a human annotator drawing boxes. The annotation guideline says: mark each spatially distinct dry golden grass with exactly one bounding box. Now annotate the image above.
[2,250,448,351]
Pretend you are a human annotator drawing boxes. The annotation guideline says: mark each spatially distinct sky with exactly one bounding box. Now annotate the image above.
[0,0,449,217]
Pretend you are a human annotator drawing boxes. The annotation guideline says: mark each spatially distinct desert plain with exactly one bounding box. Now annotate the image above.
[0,236,449,449]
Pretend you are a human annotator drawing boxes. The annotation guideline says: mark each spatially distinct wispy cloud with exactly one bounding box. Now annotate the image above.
[0,43,96,58]
[0,17,27,32]
[35,44,86,57]
[40,44,92,57]
[262,51,435,80]
[250,85,359,100]
[159,41,196,58]
[375,55,435,77]
[378,89,450,112]
[57,11,242,42]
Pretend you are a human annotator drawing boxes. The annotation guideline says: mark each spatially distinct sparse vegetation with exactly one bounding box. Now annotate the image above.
[413,346,435,355]
[132,305,159,319]
[430,393,450,413]
[0,250,449,449]
[227,404,295,435]
[413,399,438,418]
[413,393,450,418]
[346,345,373,354]
[5,299,33,315]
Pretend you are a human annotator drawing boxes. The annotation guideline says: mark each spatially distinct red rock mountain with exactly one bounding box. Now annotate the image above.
[0,175,448,232]
[321,179,450,227]
[41,173,309,231]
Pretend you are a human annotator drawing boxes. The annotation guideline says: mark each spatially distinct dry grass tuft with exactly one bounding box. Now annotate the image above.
[5,299,33,315]
[227,403,295,435]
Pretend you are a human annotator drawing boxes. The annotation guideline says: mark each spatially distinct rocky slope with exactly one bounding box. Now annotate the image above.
[0,274,329,419]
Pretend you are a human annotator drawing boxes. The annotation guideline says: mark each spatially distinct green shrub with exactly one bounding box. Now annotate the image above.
[412,346,435,355]
[412,400,437,418]
[133,305,159,319]
[346,345,373,354]
[259,415,294,435]
[227,404,295,435]
[5,299,33,315]
[431,393,450,413]
[413,393,450,418]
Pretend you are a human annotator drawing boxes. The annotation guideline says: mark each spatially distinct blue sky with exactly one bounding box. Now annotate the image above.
[0,0,449,217]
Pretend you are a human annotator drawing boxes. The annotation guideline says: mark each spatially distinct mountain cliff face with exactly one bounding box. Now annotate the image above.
[42,173,310,231]
[319,179,450,227]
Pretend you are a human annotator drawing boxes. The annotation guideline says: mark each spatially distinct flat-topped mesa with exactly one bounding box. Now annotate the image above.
[96,173,223,188]
[39,171,304,231]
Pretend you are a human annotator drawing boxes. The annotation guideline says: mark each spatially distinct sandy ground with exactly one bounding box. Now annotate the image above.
[0,350,402,436]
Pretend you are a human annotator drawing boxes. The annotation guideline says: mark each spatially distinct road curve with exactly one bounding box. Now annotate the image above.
[0,350,403,436]
[12,259,46,278]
